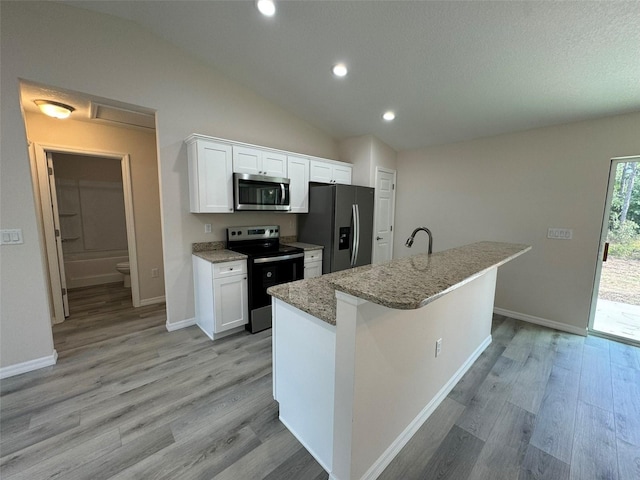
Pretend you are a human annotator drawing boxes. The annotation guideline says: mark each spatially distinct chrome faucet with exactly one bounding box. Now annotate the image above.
[405,227,433,254]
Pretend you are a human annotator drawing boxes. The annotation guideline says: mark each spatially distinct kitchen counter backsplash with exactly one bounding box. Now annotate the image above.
[280,235,297,244]
[192,241,226,253]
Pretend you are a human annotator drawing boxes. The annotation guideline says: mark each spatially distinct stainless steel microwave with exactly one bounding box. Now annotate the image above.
[233,173,291,211]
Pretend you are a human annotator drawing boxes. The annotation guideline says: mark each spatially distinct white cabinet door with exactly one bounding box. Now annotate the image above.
[262,151,287,177]
[333,165,352,185]
[233,146,261,175]
[193,256,248,339]
[310,160,333,183]
[310,159,352,185]
[288,155,310,213]
[304,262,322,279]
[187,138,233,213]
[213,274,248,332]
[233,146,287,177]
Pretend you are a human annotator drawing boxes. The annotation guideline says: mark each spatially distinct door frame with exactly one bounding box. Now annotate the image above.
[34,142,141,324]
[588,154,640,338]
[373,166,397,264]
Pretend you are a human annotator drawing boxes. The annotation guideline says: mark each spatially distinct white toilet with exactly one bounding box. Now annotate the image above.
[116,261,131,288]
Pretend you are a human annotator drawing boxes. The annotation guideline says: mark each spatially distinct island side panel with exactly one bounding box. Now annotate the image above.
[336,268,498,480]
[272,298,337,472]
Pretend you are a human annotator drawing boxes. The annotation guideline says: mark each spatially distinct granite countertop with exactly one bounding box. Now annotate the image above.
[193,249,247,263]
[192,241,247,263]
[268,241,531,325]
[282,242,324,251]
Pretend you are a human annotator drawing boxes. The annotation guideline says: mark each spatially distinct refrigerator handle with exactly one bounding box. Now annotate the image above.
[354,204,361,266]
[350,204,357,267]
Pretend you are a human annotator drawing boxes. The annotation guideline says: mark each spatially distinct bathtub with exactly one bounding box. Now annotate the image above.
[64,250,129,289]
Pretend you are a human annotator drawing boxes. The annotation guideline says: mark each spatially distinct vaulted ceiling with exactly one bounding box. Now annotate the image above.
[62,1,640,151]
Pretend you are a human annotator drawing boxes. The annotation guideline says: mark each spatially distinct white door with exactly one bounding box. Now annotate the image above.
[46,153,70,318]
[373,167,396,264]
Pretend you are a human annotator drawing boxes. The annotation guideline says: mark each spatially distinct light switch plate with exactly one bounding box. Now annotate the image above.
[548,228,573,240]
[1,229,23,245]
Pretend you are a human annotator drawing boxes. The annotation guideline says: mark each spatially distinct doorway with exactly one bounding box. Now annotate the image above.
[373,167,397,264]
[35,144,140,324]
[590,157,640,345]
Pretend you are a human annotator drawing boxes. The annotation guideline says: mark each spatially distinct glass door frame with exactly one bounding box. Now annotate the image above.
[588,155,640,346]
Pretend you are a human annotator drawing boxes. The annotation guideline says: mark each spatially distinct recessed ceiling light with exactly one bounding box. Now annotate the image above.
[256,0,276,17]
[332,63,348,77]
[34,100,75,119]
[383,111,396,121]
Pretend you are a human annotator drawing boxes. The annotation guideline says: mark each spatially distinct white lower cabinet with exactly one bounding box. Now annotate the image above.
[193,256,248,340]
[304,249,323,279]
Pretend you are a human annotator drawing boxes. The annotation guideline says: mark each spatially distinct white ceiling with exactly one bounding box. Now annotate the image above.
[61,0,640,151]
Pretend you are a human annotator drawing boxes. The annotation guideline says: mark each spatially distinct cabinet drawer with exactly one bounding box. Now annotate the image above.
[213,260,246,278]
[304,249,323,264]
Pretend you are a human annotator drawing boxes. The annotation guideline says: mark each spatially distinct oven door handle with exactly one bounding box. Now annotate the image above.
[253,252,304,264]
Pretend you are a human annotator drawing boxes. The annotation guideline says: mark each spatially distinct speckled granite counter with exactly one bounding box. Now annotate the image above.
[282,241,324,251]
[191,242,247,263]
[193,250,247,263]
[268,241,530,324]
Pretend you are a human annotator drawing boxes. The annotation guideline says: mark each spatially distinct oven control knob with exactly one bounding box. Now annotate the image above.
[267,272,272,278]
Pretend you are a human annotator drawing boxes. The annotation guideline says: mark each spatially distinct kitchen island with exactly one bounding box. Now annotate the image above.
[268,241,530,480]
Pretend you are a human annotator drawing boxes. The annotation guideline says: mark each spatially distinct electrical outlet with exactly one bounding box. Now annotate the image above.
[204,224,212,234]
[436,338,442,357]
[151,268,159,278]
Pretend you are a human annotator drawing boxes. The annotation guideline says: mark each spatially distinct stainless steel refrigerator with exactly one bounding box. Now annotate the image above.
[298,183,374,274]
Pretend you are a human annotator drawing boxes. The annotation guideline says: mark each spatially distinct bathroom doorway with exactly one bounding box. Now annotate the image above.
[34,145,140,323]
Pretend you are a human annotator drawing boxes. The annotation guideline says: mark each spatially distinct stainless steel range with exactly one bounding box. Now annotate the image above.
[226,225,304,333]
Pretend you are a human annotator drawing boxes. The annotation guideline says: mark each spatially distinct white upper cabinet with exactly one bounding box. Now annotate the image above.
[310,158,352,185]
[233,146,287,178]
[186,135,234,213]
[287,155,310,213]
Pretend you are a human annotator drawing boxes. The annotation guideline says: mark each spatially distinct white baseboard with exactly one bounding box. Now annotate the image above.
[166,317,196,332]
[358,335,493,480]
[494,307,587,337]
[140,295,166,306]
[0,350,58,379]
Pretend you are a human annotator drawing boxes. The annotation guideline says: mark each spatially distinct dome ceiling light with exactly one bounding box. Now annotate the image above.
[34,100,75,119]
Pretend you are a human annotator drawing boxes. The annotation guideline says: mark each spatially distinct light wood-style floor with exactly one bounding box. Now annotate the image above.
[1,283,639,479]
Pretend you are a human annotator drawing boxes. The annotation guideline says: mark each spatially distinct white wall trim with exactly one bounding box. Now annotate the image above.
[358,335,492,480]
[0,350,58,379]
[140,295,166,307]
[165,317,196,332]
[494,307,587,337]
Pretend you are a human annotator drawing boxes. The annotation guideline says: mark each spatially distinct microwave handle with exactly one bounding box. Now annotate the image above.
[281,183,287,205]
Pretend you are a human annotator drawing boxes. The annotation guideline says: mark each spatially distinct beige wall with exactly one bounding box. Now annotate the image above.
[1,1,338,370]
[339,135,397,188]
[395,112,640,332]
[25,114,164,300]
